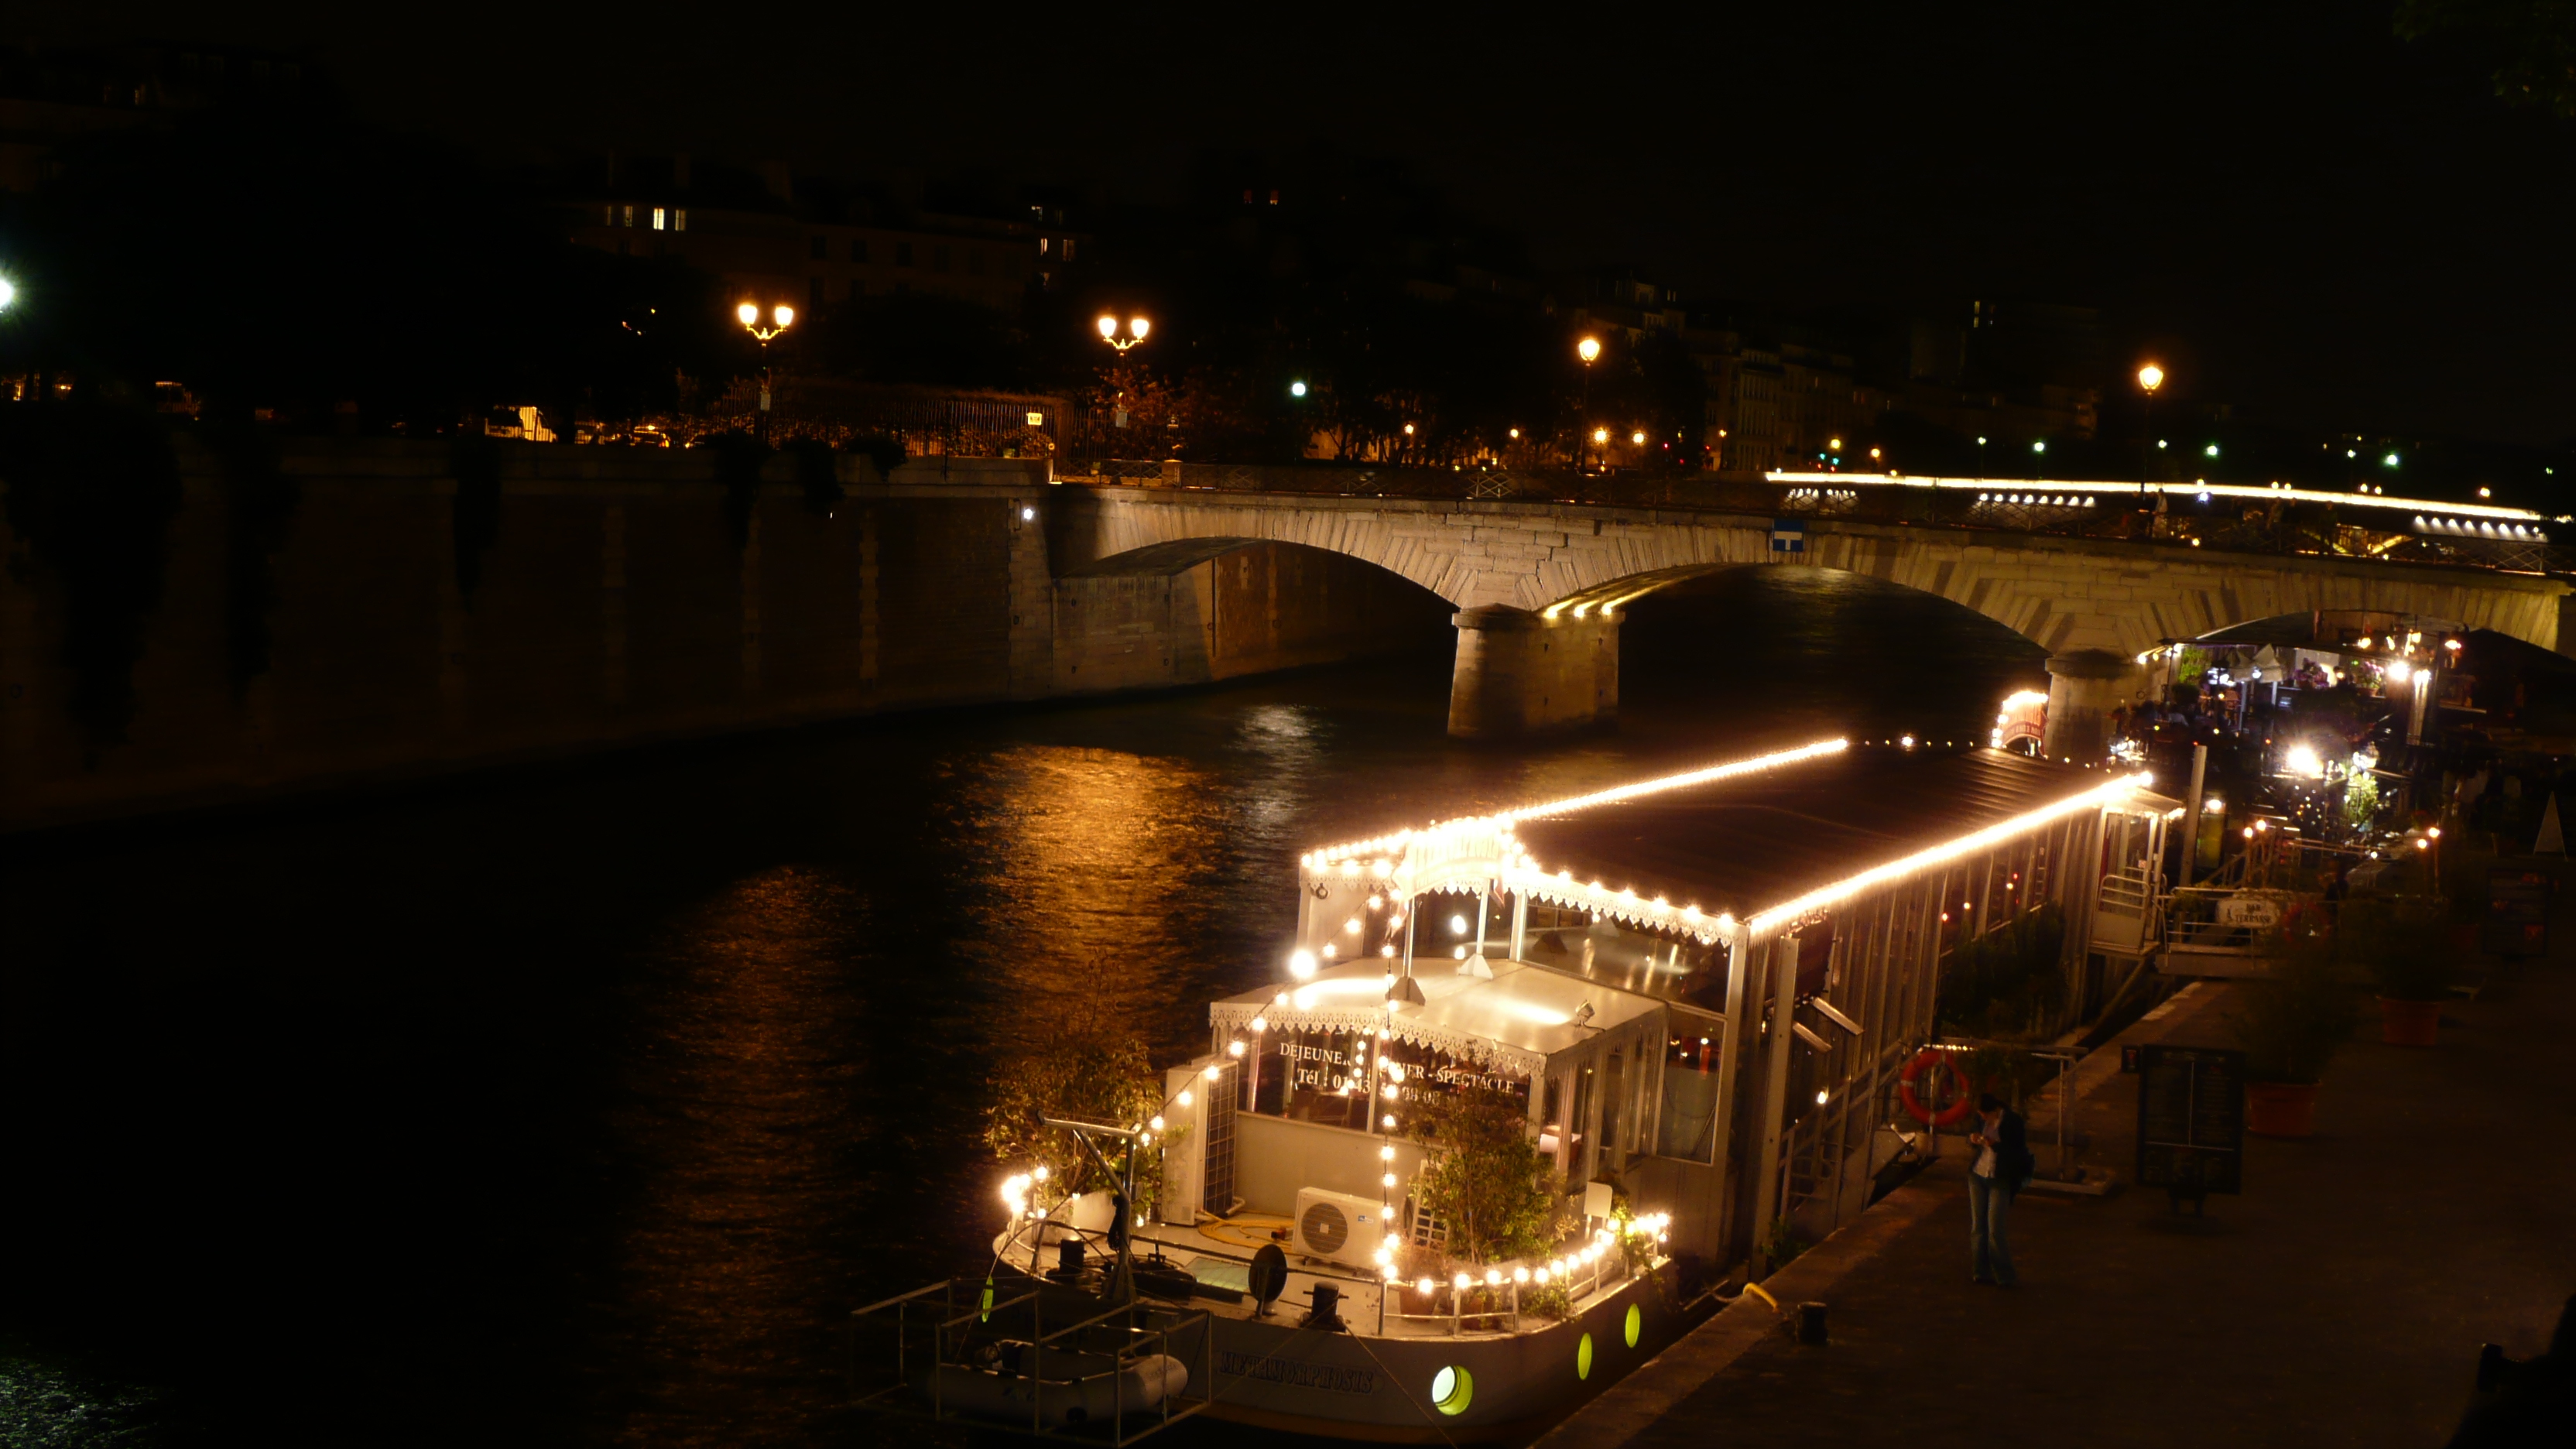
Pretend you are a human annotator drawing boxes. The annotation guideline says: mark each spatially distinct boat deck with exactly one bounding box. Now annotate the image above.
[1006,1214,1642,1342]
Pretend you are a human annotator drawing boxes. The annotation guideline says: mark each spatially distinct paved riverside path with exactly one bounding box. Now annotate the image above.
[1547,893,2576,1449]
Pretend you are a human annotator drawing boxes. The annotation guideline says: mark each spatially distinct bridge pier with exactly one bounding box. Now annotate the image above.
[1447,606,1619,738]
[2043,649,2150,762]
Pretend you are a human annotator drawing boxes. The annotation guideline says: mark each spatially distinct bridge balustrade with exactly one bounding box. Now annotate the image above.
[1056,461,2574,577]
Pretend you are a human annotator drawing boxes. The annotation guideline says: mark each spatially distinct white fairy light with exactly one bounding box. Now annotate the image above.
[1746,773,2148,933]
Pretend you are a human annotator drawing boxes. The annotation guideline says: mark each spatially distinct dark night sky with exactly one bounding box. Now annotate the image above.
[32,2,2576,446]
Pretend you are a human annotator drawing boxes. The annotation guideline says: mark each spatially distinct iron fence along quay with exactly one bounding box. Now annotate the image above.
[1054,461,2576,578]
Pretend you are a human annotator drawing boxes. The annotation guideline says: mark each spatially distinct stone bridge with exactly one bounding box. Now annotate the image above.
[1050,486,2572,751]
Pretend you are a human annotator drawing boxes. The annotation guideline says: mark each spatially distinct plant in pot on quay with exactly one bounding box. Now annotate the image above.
[2343,901,2451,1048]
[2236,940,2356,1138]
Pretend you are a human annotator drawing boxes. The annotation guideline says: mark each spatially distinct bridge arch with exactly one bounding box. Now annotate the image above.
[1057,488,2571,741]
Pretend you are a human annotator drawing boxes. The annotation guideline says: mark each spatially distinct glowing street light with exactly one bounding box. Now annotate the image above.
[1592,427,1610,444]
[1290,380,1307,397]
[1096,314,1152,352]
[736,301,796,438]
[1630,430,1646,445]
[737,300,793,344]
[2382,452,2400,468]
[2137,363,2164,394]
[1577,336,1601,365]
[0,272,15,313]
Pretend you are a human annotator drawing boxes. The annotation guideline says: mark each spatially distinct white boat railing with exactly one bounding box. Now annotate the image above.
[847,1276,1216,1444]
[1384,1243,1637,1335]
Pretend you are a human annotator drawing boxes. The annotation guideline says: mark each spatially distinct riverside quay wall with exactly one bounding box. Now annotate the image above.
[0,439,1441,833]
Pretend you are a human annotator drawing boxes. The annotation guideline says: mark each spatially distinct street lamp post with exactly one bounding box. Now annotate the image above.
[2136,363,2164,493]
[1094,313,1153,447]
[1577,336,1601,468]
[738,302,796,440]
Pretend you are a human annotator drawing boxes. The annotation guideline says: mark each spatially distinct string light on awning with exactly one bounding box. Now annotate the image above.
[1744,772,2153,936]
[1299,738,1846,870]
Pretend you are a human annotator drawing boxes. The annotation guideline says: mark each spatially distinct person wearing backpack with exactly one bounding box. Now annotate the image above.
[1966,1092,2034,1286]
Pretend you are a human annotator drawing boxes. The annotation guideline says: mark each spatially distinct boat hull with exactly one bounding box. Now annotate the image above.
[1173,1264,1686,1443]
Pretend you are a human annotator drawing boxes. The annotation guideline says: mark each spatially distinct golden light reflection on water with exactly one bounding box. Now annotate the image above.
[951,745,1233,1052]
[605,865,871,1447]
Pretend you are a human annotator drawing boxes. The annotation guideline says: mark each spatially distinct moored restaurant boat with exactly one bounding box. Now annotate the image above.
[850,737,2173,1443]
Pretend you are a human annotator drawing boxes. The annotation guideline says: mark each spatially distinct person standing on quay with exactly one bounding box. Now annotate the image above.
[1967,1092,2031,1286]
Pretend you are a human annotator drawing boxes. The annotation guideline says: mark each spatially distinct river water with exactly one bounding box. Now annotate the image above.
[0,567,2042,1446]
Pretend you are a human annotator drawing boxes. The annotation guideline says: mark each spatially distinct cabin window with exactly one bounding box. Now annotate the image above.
[1657,1032,1721,1162]
[1598,1050,1627,1173]
[1567,1065,1595,1180]
[1245,1027,1527,1135]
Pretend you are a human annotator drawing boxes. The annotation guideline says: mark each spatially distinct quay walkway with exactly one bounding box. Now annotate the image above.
[1543,867,2576,1449]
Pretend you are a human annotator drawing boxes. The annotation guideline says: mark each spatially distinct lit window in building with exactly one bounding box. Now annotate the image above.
[603,204,614,226]
[621,204,633,227]
[673,209,687,231]
[1062,238,1077,262]
[652,207,666,231]
[1038,236,1051,255]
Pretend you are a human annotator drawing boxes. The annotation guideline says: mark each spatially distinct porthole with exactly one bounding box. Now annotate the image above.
[1431,1365,1474,1416]
[1576,1332,1595,1380]
[1625,1303,1643,1348]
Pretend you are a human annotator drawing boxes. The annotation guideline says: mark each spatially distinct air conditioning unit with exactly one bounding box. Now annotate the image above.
[1291,1188,1392,1270]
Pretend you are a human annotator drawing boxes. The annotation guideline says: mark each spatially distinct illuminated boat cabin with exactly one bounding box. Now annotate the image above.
[1167,738,2168,1266]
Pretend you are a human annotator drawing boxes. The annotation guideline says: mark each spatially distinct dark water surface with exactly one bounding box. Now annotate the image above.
[0,568,2043,1446]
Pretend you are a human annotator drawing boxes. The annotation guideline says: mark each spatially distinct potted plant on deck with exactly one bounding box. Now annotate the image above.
[2343,901,2451,1047]
[2237,940,2356,1138]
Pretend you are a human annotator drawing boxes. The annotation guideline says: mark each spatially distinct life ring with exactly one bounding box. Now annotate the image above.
[1897,1048,1976,1126]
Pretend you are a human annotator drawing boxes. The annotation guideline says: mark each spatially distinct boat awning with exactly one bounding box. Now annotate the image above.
[1211,959,1663,1077]
[1300,742,2158,949]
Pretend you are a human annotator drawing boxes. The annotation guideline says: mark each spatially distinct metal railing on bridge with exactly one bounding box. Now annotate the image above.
[1053,461,2576,578]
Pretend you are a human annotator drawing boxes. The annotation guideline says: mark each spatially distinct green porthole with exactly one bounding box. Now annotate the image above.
[1431,1365,1474,1416]
[1625,1303,1643,1348]
[1576,1331,1594,1380]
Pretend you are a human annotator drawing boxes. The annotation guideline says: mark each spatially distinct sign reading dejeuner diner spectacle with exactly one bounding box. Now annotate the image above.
[2134,1045,2244,1195]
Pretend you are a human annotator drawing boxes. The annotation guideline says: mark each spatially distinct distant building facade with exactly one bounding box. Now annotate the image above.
[564,154,1088,317]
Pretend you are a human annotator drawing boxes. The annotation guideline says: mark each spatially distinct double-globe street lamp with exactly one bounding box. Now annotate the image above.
[737,301,796,439]
[1576,334,1601,468]
[1094,313,1153,442]
[2136,361,2164,491]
